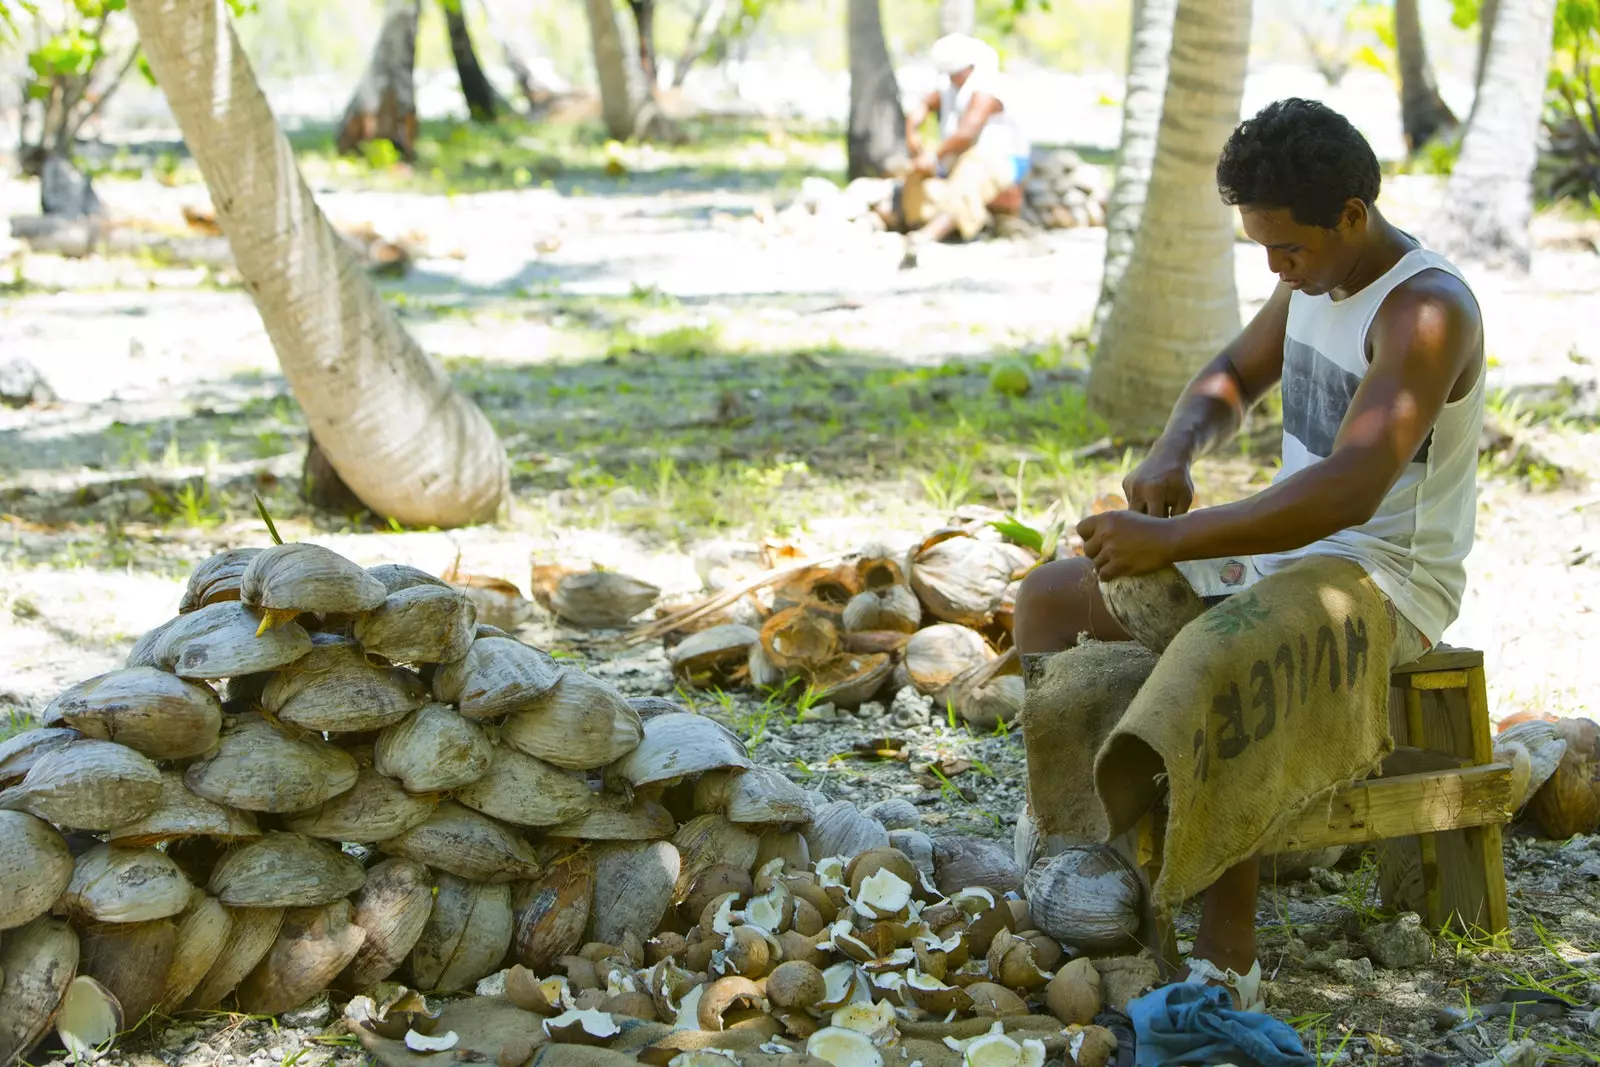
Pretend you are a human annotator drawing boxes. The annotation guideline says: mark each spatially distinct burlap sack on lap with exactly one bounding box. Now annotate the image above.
[1094,556,1395,911]
[1019,641,1159,845]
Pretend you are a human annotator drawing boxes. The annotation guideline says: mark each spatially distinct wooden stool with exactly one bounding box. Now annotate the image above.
[1132,646,1513,965]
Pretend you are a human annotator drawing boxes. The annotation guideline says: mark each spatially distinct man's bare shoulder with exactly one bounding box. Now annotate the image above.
[1371,267,1484,397]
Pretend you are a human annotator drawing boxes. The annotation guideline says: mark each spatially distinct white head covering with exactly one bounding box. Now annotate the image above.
[929,34,998,78]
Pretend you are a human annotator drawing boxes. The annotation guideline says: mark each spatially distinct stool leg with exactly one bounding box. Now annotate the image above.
[1465,666,1510,938]
[1131,814,1181,976]
[1405,690,1447,927]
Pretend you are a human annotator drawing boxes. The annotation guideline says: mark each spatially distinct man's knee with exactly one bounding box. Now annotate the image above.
[1014,558,1097,655]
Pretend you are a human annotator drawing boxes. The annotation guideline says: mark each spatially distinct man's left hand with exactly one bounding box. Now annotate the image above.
[1076,510,1179,580]
[913,150,939,177]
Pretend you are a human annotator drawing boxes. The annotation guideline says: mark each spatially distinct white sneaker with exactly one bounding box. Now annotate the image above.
[1184,957,1265,1013]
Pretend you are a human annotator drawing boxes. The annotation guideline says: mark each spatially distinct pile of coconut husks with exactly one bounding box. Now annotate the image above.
[0,537,1160,1067]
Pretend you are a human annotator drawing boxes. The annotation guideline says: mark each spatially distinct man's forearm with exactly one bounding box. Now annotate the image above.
[1169,452,1382,562]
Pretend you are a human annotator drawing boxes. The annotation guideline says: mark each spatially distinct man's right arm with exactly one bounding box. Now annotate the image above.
[1122,282,1293,517]
[905,90,940,154]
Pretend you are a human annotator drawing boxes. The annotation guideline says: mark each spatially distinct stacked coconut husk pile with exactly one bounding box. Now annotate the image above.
[0,538,1159,1067]
[1020,152,1109,232]
[648,512,1036,734]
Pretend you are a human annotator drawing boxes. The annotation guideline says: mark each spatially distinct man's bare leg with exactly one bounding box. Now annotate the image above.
[1014,557,1261,998]
[899,213,959,270]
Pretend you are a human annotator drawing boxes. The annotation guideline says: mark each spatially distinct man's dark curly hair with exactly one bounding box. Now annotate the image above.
[1216,98,1381,230]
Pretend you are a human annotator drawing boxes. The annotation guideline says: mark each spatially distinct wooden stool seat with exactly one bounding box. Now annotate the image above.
[1134,646,1512,962]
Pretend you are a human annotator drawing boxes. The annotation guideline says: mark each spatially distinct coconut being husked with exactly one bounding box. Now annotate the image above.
[910,534,1013,627]
[354,585,478,665]
[126,601,314,679]
[184,713,358,813]
[902,625,994,695]
[0,739,161,831]
[549,570,661,628]
[1023,847,1142,952]
[60,844,192,924]
[241,542,388,621]
[43,667,222,760]
[208,832,366,908]
[501,671,643,771]
[375,703,494,794]
[283,755,436,843]
[432,636,563,720]
[379,802,544,883]
[1098,567,1208,654]
[410,874,514,992]
[0,917,80,1067]
[342,859,434,990]
[591,841,681,947]
[0,727,81,787]
[235,901,367,1016]
[104,770,260,847]
[0,811,73,931]
[456,748,594,828]
[261,634,429,733]
[180,548,265,612]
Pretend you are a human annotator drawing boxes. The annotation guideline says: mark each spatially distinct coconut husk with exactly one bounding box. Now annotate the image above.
[184,713,358,813]
[440,567,536,632]
[55,975,122,1063]
[669,625,759,689]
[842,586,921,635]
[375,703,495,794]
[1023,847,1141,952]
[433,637,563,720]
[368,564,450,595]
[0,727,81,788]
[673,815,761,901]
[808,653,893,710]
[512,852,595,971]
[0,738,162,831]
[80,918,176,1025]
[1529,717,1600,839]
[283,754,437,842]
[59,844,192,924]
[184,906,284,1010]
[354,586,478,665]
[854,545,907,591]
[933,836,1023,898]
[179,548,264,613]
[0,917,80,1067]
[843,632,911,656]
[772,564,862,615]
[694,767,814,825]
[104,770,260,847]
[380,802,544,883]
[159,891,232,1013]
[409,874,514,992]
[501,672,644,771]
[549,794,675,841]
[903,625,994,696]
[457,748,595,828]
[208,832,366,908]
[759,608,840,676]
[1098,567,1209,654]
[947,650,1024,731]
[609,713,752,791]
[0,811,74,932]
[126,602,314,680]
[805,802,888,860]
[43,668,222,761]
[591,841,681,947]
[236,901,367,1016]
[341,859,435,991]
[241,543,387,618]
[261,634,430,733]
[909,534,1013,627]
[548,571,660,629]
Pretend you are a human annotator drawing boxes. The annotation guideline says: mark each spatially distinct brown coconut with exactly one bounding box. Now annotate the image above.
[182,713,358,814]
[159,891,232,1014]
[673,815,761,901]
[0,811,74,932]
[501,671,644,771]
[184,906,284,1010]
[0,727,81,788]
[80,918,176,1025]
[0,738,162,831]
[591,841,681,946]
[670,625,759,689]
[932,836,1022,897]
[947,651,1026,731]
[1098,566,1209,654]
[808,653,894,710]
[104,769,260,848]
[378,801,544,883]
[1529,717,1600,839]
[512,852,595,971]
[1046,958,1102,1025]
[342,859,435,990]
[236,901,366,1016]
[180,548,263,612]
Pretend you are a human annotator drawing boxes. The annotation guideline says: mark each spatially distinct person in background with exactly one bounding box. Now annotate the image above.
[897,33,1032,269]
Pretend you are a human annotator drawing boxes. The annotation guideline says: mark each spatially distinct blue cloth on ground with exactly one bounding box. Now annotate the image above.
[1127,983,1314,1067]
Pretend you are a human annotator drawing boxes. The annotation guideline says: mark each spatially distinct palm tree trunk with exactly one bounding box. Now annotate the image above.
[128,0,509,528]
[337,0,420,160]
[625,0,659,88]
[1396,0,1458,152]
[1429,0,1557,271]
[940,0,976,36]
[672,0,728,88]
[1088,0,1255,436]
[1091,0,1178,346]
[847,0,907,180]
[584,0,672,141]
[443,0,504,121]
[1475,0,1502,106]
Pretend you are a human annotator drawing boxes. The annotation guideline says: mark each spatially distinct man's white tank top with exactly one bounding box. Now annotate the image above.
[1255,245,1485,644]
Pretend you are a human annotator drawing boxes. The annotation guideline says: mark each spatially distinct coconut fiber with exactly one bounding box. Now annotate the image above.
[1024,556,1394,913]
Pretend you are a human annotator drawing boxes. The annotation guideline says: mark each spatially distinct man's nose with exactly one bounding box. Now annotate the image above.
[1266,248,1289,275]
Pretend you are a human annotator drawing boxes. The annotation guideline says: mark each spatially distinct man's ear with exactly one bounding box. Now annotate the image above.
[1342,197,1368,232]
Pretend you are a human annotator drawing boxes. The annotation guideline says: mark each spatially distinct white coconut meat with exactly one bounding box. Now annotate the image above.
[831,999,899,1045]
[815,856,847,888]
[817,962,868,1011]
[959,1032,1046,1067]
[56,975,122,1062]
[950,888,995,915]
[668,1053,741,1067]
[544,1008,621,1041]
[742,886,789,932]
[404,1030,459,1052]
[671,983,706,1031]
[851,868,912,920]
[806,1026,884,1067]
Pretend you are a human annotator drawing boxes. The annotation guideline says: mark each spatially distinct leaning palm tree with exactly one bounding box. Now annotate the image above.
[128,0,509,528]
[1091,0,1178,345]
[1088,0,1255,435]
[1429,0,1558,271]
[1395,0,1458,152]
